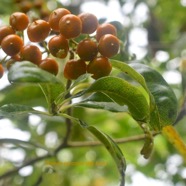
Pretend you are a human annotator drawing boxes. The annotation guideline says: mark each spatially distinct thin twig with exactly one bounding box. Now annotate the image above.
[0,154,51,180]
[67,131,160,148]
[55,79,73,154]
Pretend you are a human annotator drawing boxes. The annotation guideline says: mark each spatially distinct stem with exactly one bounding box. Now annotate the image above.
[41,41,50,56]
[55,79,73,154]
[67,132,159,148]
[138,122,154,159]
[70,39,78,46]
[0,55,8,64]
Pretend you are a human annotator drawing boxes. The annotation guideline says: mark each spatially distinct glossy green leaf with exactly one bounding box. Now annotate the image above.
[111,59,149,93]
[111,60,178,130]
[8,61,62,84]
[76,92,128,112]
[81,122,126,186]
[129,63,178,130]
[79,76,149,121]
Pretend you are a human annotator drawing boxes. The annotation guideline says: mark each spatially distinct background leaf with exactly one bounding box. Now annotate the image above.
[0,84,46,107]
[0,104,37,119]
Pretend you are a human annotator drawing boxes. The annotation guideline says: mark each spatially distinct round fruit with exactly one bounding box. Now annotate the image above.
[19,1,33,13]
[78,12,98,34]
[49,8,71,32]
[1,34,24,56]
[20,44,42,65]
[0,64,4,79]
[64,59,87,80]
[96,23,117,41]
[48,34,69,58]
[9,12,29,31]
[33,0,43,9]
[76,39,98,61]
[87,56,112,79]
[0,25,15,45]
[27,19,50,42]
[39,58,58,75]
[59,14,82,39]
[98,34,120,58]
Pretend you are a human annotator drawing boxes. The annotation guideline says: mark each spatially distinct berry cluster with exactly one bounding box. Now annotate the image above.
[0,8,120,80]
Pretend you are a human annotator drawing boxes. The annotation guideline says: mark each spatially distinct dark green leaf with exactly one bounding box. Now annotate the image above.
[130,62,178,130]
[111,60,178,130]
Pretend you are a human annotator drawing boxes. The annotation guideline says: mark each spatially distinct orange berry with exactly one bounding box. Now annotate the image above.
[9,12,29,31]
[96,23,117,41]
[98,34,120,58]
[19,1,33,13]
[0,25,15,45]
[48,34,69,58]
[1,34,24,56]
[64,59,87,80]
[76,39,98,61]
[27,20,50,42]
[49,8,71,32]
[87,56,112,79]
[59,14,82,39]
[78,12,98,34]
[39,58,58,75]
[20,45,42,65]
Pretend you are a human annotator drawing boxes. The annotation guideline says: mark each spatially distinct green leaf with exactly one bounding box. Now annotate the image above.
[8,61,62,84]
[110,60,178,130]
[0,104,37,119]
[0,103,63,123]
[130,62,178,130]
[111,59,149,93]
[76,92,128,112]
[82,123,126,186]
[77,102,128,112]
[70,73,91,89]
[79,76,149,122]
[0,84,46,107]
